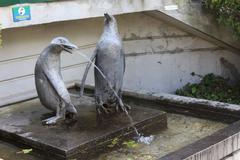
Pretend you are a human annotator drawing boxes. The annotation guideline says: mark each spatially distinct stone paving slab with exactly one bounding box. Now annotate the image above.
[0,95,167,160]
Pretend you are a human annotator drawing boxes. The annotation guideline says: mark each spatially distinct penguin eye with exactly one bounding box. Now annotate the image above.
[59,39,65,44]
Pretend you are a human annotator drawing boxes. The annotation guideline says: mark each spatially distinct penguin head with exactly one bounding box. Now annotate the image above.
[51,37,78,54]
[104,13,117,29]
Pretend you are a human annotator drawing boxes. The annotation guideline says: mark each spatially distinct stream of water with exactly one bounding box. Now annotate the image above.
[74,50,154,144]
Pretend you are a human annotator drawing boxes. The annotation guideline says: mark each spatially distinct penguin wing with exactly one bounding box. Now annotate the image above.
[121,48,126,73]
[42,64,71,104]
[79,49,97,96]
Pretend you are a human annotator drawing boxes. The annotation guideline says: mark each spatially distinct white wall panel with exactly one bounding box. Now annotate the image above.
[0,13,239,106]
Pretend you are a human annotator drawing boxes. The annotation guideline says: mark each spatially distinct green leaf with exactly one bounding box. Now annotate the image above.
[107,137,119,148]
[123,140,138,148]
[191,87,197,94]
[17,149,33,154]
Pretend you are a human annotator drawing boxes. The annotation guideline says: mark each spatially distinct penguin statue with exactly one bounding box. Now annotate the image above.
[35,37,78,125]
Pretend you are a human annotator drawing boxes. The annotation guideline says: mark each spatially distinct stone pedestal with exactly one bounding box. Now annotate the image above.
[0,95,167,159]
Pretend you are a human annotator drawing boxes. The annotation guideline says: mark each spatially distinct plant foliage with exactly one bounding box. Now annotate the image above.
[204,0,240,38]
[176,73,240,104]
[122,140,138,148]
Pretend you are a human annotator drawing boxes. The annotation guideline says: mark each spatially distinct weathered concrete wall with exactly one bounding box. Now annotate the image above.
[152,0,240,53]
[224,150,240,160]
[0,0,160,29]
[1,0,239,54]
[0,12,240,106]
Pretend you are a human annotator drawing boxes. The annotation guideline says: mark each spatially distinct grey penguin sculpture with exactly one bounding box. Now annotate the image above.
[35,37,78,125]
[80,13,130,116]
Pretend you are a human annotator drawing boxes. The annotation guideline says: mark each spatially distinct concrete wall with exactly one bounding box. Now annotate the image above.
[1,0,238,52]
[224,150,240,160]
[154,0,240,52]
[0,12,240,106]
[0,0,160,29]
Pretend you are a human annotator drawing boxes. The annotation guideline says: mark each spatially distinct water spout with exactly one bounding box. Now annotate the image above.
[73,50,153,144]
[74,50,127,111]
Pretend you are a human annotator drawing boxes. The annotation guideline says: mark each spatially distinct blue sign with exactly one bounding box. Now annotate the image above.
[12,6,31,22]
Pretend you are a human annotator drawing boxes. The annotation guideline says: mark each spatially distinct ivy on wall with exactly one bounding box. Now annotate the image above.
[204,0,240,39]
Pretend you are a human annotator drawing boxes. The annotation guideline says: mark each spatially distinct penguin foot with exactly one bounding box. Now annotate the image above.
[97,105,110,115]
[124,104,131,110]
[66,112,77,120]
[42,116,63,125]
[65,112,77,124]
[116,103,131,113]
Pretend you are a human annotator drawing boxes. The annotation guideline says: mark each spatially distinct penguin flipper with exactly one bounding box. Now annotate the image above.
[79,49,97,96]
[42,65,72,105]
[121,48,126,73]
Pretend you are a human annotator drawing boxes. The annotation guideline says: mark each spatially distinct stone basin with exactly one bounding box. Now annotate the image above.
[0,95,167,160]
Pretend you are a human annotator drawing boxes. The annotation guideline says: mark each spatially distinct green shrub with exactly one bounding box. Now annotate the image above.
[176,73,240,104]
[204,0,240,38]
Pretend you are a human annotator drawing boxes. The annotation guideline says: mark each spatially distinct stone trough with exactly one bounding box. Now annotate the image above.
[79,85,240,160]
[1,84,240,160]
[0,91,167,160]
[121,89,240,160]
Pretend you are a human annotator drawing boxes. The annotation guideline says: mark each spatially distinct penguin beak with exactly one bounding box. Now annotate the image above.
[63,43,78,54]
[104,13,111,22]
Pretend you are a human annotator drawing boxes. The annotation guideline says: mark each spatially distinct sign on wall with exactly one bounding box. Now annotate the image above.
[12,6,31,22]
